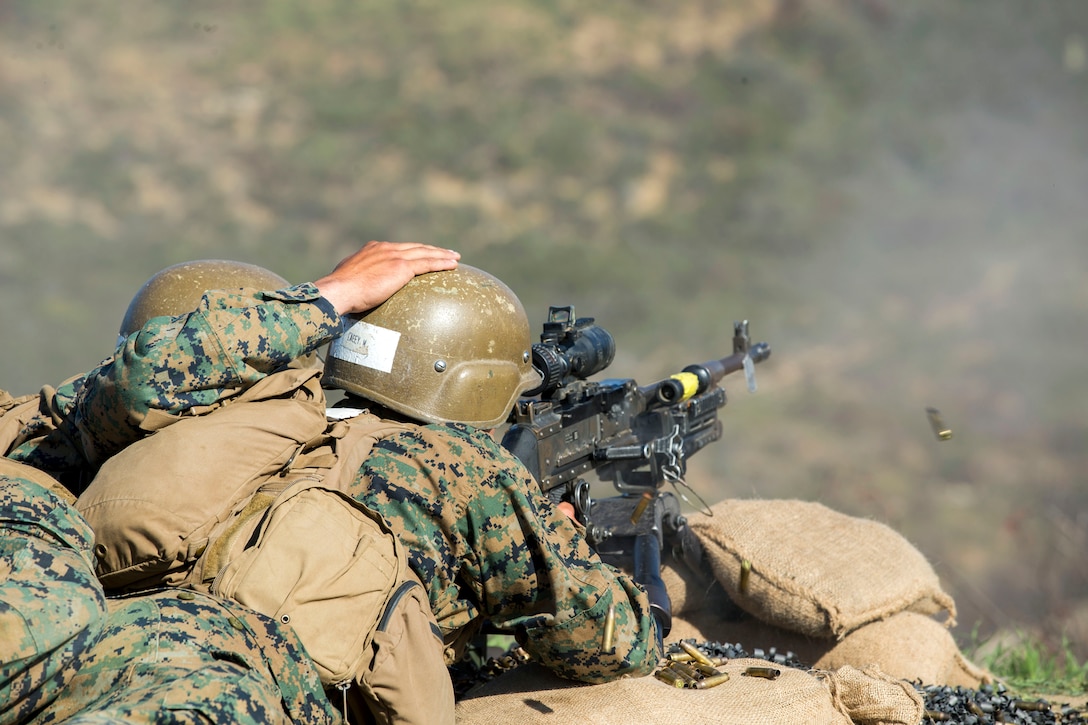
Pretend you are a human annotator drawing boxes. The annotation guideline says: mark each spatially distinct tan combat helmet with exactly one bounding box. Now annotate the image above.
[324,264,541,429]
[119,259,289,343]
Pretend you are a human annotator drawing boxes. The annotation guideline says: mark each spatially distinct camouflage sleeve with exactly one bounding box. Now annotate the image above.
[357,423,661,684]
[59,282,342,466]
[3,376,92,490]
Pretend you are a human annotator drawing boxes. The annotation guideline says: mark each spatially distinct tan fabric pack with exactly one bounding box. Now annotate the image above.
[211,479,403,684]
[0,391,41,456]
[689,498,956,639]
[211,477,453,725]
[76,367,330,590]
[77,372,454,723]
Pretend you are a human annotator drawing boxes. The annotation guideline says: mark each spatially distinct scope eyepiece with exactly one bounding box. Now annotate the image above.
[526,305,616,396]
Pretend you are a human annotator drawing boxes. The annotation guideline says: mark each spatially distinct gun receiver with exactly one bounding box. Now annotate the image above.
[501,305,771,637]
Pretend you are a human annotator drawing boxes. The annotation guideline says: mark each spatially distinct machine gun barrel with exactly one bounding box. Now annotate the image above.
[641,340,772,408]
[688,341,772,391]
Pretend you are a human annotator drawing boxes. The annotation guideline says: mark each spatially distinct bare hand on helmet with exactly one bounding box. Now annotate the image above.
[314,241,460,315]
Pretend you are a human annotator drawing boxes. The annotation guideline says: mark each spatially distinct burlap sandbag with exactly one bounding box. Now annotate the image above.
[689,499,956,638]
[455,658,852,725]
[819,664,924,725]
[812,611,992,689]
[667,609,991,689]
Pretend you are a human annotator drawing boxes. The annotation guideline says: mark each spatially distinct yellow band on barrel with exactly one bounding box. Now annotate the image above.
[670,372,700,400]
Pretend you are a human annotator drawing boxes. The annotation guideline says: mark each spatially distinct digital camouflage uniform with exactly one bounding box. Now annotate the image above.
[1,381,90,492]
[0,468,106,725]
[0,469,339,725]
[1,284,342,493]
[33,589,339,725]
[349,418,659,682]
[75,282,661,683]
[0,286,346,723]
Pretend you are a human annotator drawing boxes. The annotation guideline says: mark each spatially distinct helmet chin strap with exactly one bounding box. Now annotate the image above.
[329,395,425,426]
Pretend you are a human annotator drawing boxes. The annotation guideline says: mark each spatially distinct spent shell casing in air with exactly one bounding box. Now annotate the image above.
[630,491,653,525]
[925,407,952,441]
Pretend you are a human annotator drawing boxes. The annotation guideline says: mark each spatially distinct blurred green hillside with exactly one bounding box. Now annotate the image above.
[2,0,1087,658]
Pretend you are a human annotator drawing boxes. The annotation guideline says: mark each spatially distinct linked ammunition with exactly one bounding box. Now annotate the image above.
[742,666,780,680]
[601,604,616,653]
[693,671,731,689]
[678,641,715,667]
[739,559,751,593]
[925,407,952,441]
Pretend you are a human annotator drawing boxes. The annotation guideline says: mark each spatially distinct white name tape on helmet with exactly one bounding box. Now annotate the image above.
[330,319,401,373]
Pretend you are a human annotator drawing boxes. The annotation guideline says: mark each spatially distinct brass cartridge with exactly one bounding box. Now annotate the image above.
[739,559,752,593]
[601,604,616,653]
[678,641,715,667]
[742,666,781,680]
[693,671,731,689]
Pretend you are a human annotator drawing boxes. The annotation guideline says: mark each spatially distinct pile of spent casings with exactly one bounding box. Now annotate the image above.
[917,682,1086,724]
[450,637,1087,724]
[655,640,798,689]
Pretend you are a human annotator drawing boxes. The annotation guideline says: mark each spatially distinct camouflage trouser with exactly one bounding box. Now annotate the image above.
[0,473,339,725]
[0,475,108,725]
[35,589,340,725]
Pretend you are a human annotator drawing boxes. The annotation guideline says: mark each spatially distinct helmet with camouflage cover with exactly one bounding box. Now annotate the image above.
[119,259,288,342]
[324,264,540,429]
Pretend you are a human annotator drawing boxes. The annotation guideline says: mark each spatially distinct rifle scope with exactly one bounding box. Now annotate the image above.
[525,305,615,396]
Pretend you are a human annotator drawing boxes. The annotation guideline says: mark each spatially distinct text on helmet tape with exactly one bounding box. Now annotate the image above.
[330,319,400,374]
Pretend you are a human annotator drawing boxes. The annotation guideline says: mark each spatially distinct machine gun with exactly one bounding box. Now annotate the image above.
[501,305,771,638]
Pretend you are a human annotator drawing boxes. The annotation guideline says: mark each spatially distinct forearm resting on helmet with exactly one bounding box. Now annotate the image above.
[312,240,460,315]
[63,283,341,466]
